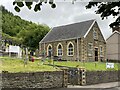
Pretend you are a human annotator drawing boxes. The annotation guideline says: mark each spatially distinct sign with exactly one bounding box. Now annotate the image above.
[9,45,20,53]
[106,63,114,69]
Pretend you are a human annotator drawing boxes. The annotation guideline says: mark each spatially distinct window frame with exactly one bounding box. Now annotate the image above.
[57,43,63,56]
[88,43,93,56]
[67,42,74,56]
[47,44,52,56]
[93,27,98,40]
[99,45,103,57]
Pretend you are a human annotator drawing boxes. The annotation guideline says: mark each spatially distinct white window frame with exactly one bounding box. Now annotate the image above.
[93,27,98,39]
[67,42,74,56]
[88,43,93,56]
[99,45,103,57]
[57,43,63,56]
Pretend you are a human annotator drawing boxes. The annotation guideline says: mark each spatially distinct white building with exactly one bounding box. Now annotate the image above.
[6,45,22,58]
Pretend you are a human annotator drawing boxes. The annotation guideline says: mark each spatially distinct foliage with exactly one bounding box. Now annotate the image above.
[1,6,50,50]
[13,0,56,12]
[13,0,120,28]
[86,1,120,28]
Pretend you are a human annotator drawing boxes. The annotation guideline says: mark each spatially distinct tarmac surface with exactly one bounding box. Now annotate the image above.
[48,82,120,90]
[68,81,120,89]
[1,82,120,90]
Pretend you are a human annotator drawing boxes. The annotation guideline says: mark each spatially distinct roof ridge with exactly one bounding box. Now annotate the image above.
[113,30,120,34]
[106,31,120,41]
[53,19,95,29]
[40,19,96,43]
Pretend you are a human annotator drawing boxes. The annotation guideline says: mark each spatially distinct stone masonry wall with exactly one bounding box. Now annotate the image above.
[86,70,120,85]
[2,71,64,88]
[1,70,120,88]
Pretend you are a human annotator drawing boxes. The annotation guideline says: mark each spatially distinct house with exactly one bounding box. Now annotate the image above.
[106,30,120,61]
[39,19,106,62]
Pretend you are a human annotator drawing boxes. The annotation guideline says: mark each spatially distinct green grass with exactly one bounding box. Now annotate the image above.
[0,57,60,73]
[0,57,119,72]
[53,61,119,71]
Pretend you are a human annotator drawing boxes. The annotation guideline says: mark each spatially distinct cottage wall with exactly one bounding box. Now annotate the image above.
[81,22,106,62]
[40,39,82,61]
[118,35,120,60]
[107,32,120,60]
[39,22,106,62]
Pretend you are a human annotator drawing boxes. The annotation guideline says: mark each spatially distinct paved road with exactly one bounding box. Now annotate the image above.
[68,82,120,89]
[48,82,120,90]
[1,82,119,90]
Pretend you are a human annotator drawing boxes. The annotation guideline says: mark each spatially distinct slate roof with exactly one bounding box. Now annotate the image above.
[40,19,95,43]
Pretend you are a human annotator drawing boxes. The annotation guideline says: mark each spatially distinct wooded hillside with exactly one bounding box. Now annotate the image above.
[1,6,50,51]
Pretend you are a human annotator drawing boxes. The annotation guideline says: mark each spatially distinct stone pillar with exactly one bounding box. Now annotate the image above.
[81,39,85,62]
[63,68,68,88]
[79,68,86,86]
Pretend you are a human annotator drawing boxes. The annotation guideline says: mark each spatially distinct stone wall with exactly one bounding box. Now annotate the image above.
[1,70,120,88]
[40,39,81,61]
[86,70,120,85]
[2,71,64,88]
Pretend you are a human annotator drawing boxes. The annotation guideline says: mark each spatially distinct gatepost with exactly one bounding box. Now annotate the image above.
[62,68,68,88]
[80,68,86,85]
[77,68,80,85]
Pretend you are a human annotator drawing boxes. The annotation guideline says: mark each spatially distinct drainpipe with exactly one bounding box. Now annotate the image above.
[77,37,79,62]
[43,42,45,57]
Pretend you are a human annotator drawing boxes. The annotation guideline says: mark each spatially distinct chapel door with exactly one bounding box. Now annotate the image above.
[95,48,98,61]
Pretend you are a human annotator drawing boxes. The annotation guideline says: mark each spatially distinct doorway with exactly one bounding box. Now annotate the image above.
[95,48,98,61]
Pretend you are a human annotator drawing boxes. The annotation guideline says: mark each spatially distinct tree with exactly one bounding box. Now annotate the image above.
[13,0,120,28]
[2,6,50,51]
[17,23,50,51]
[86,1,120,28]
[13,0,56,12]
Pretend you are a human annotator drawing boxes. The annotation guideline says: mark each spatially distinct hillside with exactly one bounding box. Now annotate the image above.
[1,6,50,50]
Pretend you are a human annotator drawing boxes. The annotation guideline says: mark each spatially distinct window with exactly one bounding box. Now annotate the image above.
[67,42,74,56]
[57,43,63,56]
[88,43,93,56]
[47,44,52,57]
[93,28,98,39]
[100,46,103,57]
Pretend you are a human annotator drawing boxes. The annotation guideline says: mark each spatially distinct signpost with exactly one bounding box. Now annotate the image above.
[9,45,22,58]
[106,63,114,69]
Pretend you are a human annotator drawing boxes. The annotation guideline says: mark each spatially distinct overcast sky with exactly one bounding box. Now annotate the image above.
[0,0,118,39]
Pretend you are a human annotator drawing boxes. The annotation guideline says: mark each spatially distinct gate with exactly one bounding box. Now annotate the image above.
[68,68,80,85]
[63,67,86,86]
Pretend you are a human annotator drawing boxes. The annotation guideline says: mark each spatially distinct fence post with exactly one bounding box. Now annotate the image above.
[63,68,68,88]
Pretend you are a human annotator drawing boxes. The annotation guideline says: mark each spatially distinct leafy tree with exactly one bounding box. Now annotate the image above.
[13,0,120,28]
[13,0,56,12]
[1,6,50,51]
[86,1,120,28]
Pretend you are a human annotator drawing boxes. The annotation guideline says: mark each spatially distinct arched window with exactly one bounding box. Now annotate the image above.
[57,43,63,56]
[93,27,98,39]
[67,42,74,56]
[47,44,52,57]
